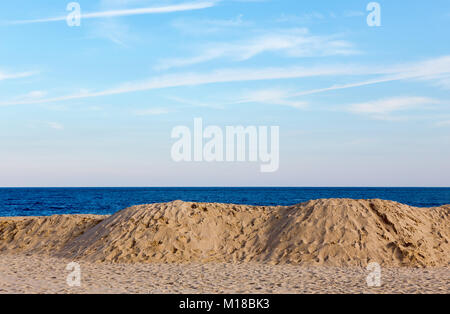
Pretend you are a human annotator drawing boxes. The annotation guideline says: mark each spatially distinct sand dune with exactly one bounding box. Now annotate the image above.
[0,214,105,255]
[1,199,449,267]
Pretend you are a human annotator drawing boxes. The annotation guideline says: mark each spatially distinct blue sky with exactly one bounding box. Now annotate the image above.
[1,0,450,187]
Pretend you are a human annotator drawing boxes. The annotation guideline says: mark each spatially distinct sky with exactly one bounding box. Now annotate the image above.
[0,0,450,187]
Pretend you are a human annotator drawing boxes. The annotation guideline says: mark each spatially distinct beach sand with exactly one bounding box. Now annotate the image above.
[0,199,449,294]
[0,254,448,294]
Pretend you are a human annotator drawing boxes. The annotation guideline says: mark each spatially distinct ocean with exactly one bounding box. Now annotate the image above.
[0,187,449,217]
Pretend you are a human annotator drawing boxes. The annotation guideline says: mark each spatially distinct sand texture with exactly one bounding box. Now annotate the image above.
[0,214,105,255]
[0,199,449,267]
[0,255,448,294]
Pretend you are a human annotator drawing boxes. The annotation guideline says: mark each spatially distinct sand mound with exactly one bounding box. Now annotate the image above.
[1,199,449,267]
[0,215,105,254]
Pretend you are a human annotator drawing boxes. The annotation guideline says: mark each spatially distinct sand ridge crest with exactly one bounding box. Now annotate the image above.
[0,199,448,267]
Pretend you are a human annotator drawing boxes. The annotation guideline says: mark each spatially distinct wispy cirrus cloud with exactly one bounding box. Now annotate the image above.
[3,56,450,107]
[0,70,37,81]
[0,64,362,106]
[288,55,450,98]
[0,90,47,106]
[156,28,358,70]
[275,12,325,24]
[348,96,442,120]
[7,1,216,25]
[276,10,365,24]
[88,19,136,46]
[233,88,308,109]
[171,14,248,34]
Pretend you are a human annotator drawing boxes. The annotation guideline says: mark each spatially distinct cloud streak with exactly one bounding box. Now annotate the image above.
[171,14,247,34]
[348,96,441,120]
[232,88,308,108]
[8,2,216,25]
[2,56,450,107]
[156,28,358,70]
[289,56,450,97]
[0,65,362,106]
[0,70,36,81]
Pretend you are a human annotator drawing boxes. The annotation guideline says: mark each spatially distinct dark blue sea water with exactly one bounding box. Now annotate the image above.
[0,187,449,217]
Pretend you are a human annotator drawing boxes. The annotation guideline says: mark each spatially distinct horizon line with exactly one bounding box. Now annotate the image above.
[1,186,449,189]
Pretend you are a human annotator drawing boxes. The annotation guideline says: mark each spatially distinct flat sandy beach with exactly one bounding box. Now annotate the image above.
[1,254,448,294]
